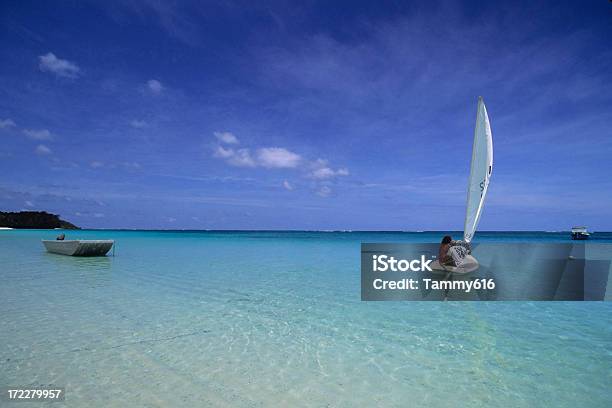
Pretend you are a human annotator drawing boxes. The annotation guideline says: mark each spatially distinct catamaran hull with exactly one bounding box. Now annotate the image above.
[42,240,114,256]
[430,255,479,274]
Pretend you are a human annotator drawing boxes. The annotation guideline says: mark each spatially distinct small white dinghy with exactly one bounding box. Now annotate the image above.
[431,96,493,274]
[42,240,114,256]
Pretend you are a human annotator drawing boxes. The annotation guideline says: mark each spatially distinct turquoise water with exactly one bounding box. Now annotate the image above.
[1,230,611,407]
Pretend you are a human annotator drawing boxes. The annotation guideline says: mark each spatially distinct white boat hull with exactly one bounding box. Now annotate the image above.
[430,254,480,275]
[42,240,114,256]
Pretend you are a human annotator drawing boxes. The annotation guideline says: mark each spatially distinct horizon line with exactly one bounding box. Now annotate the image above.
[6,228,610,233]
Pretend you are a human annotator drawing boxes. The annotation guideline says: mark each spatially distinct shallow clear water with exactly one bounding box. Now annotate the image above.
[1,230,611,407]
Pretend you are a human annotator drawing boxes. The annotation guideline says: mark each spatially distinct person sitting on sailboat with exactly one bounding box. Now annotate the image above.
[439,235,471,267]
[438,236,455,266]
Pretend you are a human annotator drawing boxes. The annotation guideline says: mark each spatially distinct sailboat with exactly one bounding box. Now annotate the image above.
[431,96,493,274]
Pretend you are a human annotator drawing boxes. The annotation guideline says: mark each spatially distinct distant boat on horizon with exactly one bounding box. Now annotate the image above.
[571,226,590,240]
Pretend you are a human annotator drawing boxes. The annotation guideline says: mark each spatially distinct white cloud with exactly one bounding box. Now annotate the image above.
[337,168,349,176]
[311,167,349,179]
[229,149,257,167]
[257,147,301,168]
[230,149,257,167]
[25,200,34,207]
[214,131,239,144]
[308,159,350,179]
[212,137,346,198]
[39,52,80,78]
[216,145,301,168]
[214,146,256,167]
[0,118,16,129]
[23,128,52,140]
[311,167,334,179]
[214,145,234,159]
[130,119,148,128]
[147,79,164,94]
[35,144,52,155]
[317,185,332,197]
[90,161,104,168]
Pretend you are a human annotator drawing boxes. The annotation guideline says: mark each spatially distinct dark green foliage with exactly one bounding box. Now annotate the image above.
[0,211,79,229]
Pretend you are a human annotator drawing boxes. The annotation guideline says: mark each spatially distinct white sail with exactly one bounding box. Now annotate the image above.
[463,97,493,243]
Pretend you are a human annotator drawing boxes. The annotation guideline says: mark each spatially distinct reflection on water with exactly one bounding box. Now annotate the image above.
[43,253,113,288]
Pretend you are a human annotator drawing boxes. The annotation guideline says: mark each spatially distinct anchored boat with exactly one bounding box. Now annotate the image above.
[42,240,114,256]
[431,96,494,274]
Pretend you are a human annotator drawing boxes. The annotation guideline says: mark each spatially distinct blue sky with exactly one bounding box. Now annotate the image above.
[1,1,611,230]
